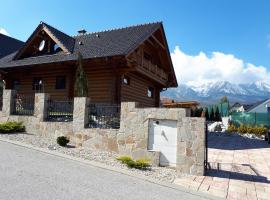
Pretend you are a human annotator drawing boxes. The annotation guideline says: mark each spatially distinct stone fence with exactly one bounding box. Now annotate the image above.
[0,90,206,176]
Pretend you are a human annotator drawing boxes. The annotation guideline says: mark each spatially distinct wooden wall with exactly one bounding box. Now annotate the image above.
[5,62,117,102]
[5,65,73,100]
[121,72,160,107]
[5,59,161,107]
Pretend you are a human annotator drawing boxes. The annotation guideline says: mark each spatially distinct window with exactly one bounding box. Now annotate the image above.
[55,76,66,89]
[267,106,270,113]
[122,76,130,85]
[12,80,21,90]
[147,87,154,98]
[32,77,43,91]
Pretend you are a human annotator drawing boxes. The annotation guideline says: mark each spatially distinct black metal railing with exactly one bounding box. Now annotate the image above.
[87,103,121,129]
[11,93,35,115]
[0,94,2,111]
[46,99,74,122]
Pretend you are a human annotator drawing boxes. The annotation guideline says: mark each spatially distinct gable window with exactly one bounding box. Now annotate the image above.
[122,76,130,85]
[55,76,66,89]
[32,77,43,91]
[147,87,154,98]
[12,80,21,91]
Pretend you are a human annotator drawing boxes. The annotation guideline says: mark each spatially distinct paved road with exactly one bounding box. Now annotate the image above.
[0,141,209,200]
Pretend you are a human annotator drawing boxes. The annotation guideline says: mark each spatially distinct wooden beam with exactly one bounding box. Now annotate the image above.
[43,27,70,53]
[151,35,166,50]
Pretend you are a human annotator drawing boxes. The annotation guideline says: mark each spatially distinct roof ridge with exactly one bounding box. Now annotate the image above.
[41,21,72,38]
[73,21,162,37]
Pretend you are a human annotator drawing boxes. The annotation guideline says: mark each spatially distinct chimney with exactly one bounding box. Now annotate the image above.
[77,29,87,36]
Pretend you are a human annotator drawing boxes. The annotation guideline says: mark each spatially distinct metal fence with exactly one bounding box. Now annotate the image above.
[46,99,74,122]
[87,103,121,129]
[11,93,35,116]
[0,94,2,111]
[231,112,270,127]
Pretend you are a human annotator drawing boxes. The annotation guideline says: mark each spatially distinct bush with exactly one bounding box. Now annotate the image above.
[230,124,268,136]
[0,121,25,133]
[57,136,70,147]
[252,126,267,136]
[214,124,222,132]
[227,124,237,133]
[117,156,151,170]
[116,156,132,164]
[133,159,151,169]
[238,124,248,134]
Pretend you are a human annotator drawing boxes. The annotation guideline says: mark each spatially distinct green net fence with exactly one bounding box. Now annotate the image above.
[231,112,270,127]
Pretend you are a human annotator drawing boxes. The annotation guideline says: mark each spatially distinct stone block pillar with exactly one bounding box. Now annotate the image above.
[73,97,90,146]
[73,97,90,132]
[2,89,16,116]
[177,117,206,176]
[34,93,49,121]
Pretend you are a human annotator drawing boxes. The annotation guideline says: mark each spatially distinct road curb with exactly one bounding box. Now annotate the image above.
[0,137,221,200]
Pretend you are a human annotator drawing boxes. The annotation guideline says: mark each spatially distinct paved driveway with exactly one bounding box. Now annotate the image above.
[0,141,209,200]
[174,133,270,200]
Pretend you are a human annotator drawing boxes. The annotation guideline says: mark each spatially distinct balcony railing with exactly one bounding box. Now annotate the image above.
[141,59,168,82]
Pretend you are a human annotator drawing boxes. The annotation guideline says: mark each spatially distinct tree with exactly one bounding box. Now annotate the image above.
[220,96,228,103]
[210,107,215,121]
[74,52,89,97]
[215,106,222,121]
[205,107,210,121]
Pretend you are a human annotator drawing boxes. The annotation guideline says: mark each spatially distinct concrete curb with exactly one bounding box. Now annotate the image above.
[0,138,221,200]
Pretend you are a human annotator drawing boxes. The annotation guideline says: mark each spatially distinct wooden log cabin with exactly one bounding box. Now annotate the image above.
[0,22,177,107]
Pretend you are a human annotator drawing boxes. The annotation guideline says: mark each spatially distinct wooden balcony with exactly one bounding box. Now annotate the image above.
[136,58,168,86]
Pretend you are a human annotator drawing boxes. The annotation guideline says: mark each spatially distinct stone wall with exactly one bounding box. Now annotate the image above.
[118,102,205,175]
[0,90,205,175]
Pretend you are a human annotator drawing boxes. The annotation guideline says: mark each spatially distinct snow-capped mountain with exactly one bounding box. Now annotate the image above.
[162,81,270,104]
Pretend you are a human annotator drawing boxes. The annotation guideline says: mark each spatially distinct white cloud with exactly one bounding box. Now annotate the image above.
[0,27,9,36]
[171,46,270,86]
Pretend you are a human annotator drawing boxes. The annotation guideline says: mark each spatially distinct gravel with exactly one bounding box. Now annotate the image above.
[0,133,177,183]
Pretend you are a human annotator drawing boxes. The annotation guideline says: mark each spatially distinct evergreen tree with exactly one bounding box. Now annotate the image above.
[205,107,210,121]
[215,106,221,121]
[220,96,228,103]
[210,107,215,121]
[74,52,89,97]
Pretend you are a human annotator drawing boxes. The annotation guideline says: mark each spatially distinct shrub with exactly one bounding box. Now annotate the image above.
[227,124,237,133]
[116,156,133,164]
[133,159,151,169]
[0,121,25,133]
[238,124,248,134]
[214,124,222,132]
[252,126,267,136]
[57,136,70,147]
[117,156,151,170]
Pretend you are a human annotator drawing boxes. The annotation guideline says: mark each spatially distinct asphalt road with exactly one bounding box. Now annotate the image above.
[0,141,209,200]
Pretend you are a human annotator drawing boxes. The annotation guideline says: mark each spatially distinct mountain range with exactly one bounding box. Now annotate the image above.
[162,81,270,104]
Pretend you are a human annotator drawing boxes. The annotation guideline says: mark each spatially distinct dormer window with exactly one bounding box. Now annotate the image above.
[38,40,46,52]
[54,44,61,53]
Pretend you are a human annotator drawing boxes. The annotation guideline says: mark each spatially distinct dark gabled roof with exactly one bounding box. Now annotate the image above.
[42,22,75,53]
[0,33,24,59]
[0,22,162,68]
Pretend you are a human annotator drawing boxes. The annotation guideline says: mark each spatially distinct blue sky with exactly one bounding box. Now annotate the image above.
[1,0,270,85]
